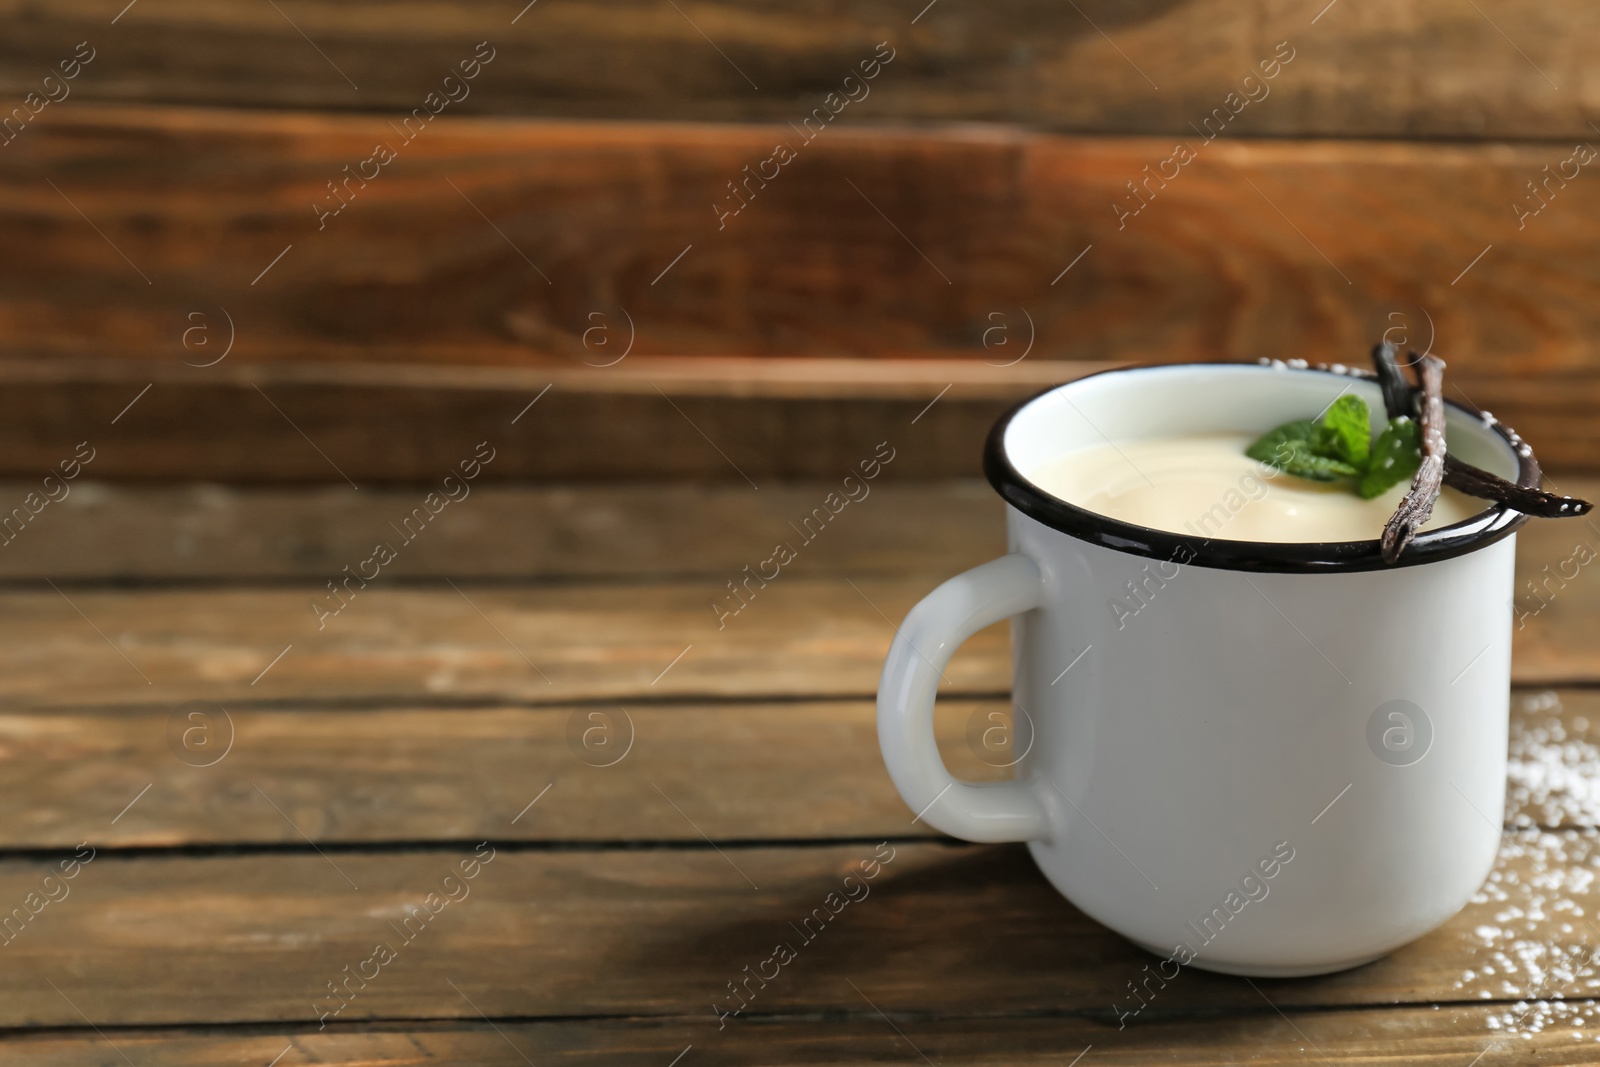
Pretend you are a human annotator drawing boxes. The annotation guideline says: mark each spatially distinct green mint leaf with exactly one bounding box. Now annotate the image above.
[1358,417,1422,499]
[1274,440,1362,482]
[1247,396,1381,491]
[1316,394,1371,469]
[1245,419,1317,470]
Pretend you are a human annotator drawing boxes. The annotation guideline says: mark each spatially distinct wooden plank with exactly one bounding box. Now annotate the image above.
[0,352,1088,400]
[3,110,1600,472]
[0,360,1049,484]
[0,700,1009,849]
[4,108,1595,372]
[0,688,1587,851]
[1510,501,1600,683]
[0,1006,1571,1066]
[2,0,1596,139]
[0,841,1590,1026]
[0,480,1005,580]
[0,579,1007,708]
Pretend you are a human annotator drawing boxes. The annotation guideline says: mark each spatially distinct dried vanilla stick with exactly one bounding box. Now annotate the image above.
[1440,457,1592,517]
[1381,355,1446,563]
[1368,342,1592,522]
[1370,341,1414,422]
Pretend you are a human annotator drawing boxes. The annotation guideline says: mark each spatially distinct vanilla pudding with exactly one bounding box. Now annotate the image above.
[1032,433,1483,543]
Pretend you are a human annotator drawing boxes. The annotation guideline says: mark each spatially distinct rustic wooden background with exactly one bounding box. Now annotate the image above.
[5,4,1600,1064]
[2,0,1598,479]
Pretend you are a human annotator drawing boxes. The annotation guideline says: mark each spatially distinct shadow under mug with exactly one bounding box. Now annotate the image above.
[876,362,1535,977]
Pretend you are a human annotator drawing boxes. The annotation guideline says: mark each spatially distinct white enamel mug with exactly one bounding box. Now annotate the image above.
[877,362,1536,977]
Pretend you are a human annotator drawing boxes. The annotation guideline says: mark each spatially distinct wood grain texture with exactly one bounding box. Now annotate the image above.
[0,1007,1563,1066]
[0,689,1585,850]
[0,360,1052,483]
[0,110,1597,381]
[1,700,1010,848]
[0,579,1006,708]
[2,0,1597,138]
[0,480,1005,580]
[3,110,1600,472]
[0,841,1586,1027]
[1509,498,1600,683]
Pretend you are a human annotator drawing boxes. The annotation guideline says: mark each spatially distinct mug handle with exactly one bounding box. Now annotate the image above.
[877,553,1050,843]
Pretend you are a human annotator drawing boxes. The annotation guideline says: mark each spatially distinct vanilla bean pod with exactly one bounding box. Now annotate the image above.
[1381,355,1446,563]
[1367,343,1592,519]
[1439,457,1592,517]
[1371,341,1414,420]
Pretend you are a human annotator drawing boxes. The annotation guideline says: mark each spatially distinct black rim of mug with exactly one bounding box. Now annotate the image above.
[982,363,1538,574]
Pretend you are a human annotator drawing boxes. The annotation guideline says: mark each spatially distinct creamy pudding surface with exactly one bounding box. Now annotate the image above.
[1031,433,1483,544]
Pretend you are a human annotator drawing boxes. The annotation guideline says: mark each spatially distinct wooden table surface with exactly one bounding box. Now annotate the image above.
[4,478,1600,1065]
